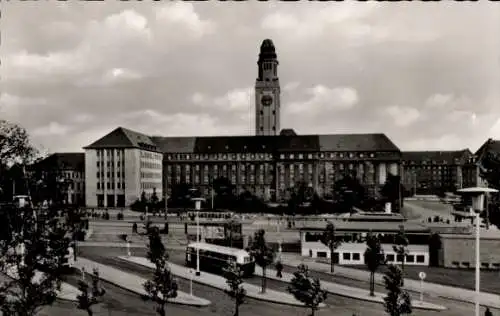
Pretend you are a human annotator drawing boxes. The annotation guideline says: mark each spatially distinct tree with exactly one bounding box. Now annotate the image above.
[77,268,106,316]
[332,173,366,214]
[143,228,178,316]
[223,260,246,316]
[321,222,342,273]
[478,151,500,228]
[150,188,159,213]
[0,204,72,316]
[287,264,327,316]
[147,228,166,264]
[392,225,409,281]
[0,120,38,167]
[383,264,412,316]
[249,229,275,293]
[381,174,404,213]
[213,176,236,209]
[364,232,384,297]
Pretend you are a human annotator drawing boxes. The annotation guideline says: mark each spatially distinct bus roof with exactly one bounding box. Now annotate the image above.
[187,242,250,257]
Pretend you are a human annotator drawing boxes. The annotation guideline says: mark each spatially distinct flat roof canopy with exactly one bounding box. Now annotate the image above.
[299,221,430,233]
[457,187,499,193]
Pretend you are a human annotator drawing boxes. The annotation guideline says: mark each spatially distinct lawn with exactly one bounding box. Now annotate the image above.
[343,263,500,294]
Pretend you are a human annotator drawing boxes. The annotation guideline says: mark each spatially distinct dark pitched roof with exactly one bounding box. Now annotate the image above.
[401,149,473,164]
[33,153,84,171]
[318,134,400,152]
[475,139,500,161]
[84,127,159,152]
[280,129,297,136]
[151,133,400,154]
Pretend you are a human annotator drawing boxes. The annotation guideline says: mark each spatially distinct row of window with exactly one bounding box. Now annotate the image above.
[140,161,162,169]
[97,161,124,168]
[97,171,124,179]
[97,182,126,190]
[403,159,463,165]
[140,172,162,179]
[97,149,125,159]
[165,152,385,161]
[140,151,162,160]
[141,182,160,190]
[451,261,500,269]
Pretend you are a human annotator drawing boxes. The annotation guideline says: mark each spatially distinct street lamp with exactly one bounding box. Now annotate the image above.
[457,187,498,316]
[191,197,205,276]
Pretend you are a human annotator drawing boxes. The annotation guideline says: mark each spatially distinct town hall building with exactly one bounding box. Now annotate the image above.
[84,39,402,208]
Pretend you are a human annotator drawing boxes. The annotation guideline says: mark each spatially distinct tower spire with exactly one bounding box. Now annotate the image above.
[255,39,280,136]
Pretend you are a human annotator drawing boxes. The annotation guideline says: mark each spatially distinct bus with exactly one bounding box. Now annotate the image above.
[185,242,255,277]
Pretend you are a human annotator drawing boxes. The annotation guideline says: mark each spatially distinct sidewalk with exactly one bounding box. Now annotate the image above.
[79,241,186,251]
[120,256,325,308]
[4,266,79,301]
[280,253,500,309]
[74,257,211,307]
[254,266,446,311]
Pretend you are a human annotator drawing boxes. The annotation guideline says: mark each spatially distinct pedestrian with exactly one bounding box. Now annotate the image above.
[485,307,493,316]
[275,260,283,278]
[132,222,138,234]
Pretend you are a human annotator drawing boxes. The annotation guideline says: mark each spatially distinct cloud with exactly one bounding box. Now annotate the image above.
[287,85,359,116]
[32,122,70,137]
[77,67,143,87]
[155,3,216,39]
[385,105,420,127]
[192,88,254,113]
[1,2,499,153]
[0,93,48,121]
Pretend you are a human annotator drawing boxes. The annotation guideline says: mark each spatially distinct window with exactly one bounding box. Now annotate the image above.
[461,262,470,268]
[452,261,460,267]
[317,252,327,258]
[343,253,351,260]
[396,254,404,262]
[416,255,425,263]
[352,253,360,261]
[406,255,415,263]
[97,183,100,190]
[96,172,100,178]
[481,263,489,269]
[107,183,110,189]
[386,254,395,262]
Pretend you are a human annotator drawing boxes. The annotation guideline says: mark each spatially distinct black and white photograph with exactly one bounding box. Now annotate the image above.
[1,2,499,316]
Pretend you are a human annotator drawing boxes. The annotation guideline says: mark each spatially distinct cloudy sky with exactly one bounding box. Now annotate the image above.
[1,2,499,154]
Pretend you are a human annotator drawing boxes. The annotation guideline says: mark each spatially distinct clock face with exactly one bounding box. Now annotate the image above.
[261,95,273,107]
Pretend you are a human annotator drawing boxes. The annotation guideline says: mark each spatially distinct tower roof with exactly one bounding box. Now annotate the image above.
[259,39,277,61]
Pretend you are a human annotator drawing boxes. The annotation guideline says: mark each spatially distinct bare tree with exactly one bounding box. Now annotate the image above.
[321,222,342,273]
[77,268,106,316]
[223,260,246,316]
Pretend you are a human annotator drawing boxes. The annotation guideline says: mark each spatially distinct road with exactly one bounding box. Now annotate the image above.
[79,246,493,316]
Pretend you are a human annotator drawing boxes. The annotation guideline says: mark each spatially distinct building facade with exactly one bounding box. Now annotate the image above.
[299,221,431,266]
[400,150,478,195]
[84,128,163,208]
[153,133,401,203]
[31,153,86,205]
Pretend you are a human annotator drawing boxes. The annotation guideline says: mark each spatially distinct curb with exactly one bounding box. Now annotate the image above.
[117,256,324,308]
[261,267,446,311]
[73,266,211,307]
[283,261,500,310]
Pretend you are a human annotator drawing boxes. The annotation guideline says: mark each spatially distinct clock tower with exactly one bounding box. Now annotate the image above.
[255,39,280,136]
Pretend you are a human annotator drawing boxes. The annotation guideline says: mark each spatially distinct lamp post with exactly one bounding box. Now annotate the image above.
[457,187,498,316]
[192,197,205,276]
